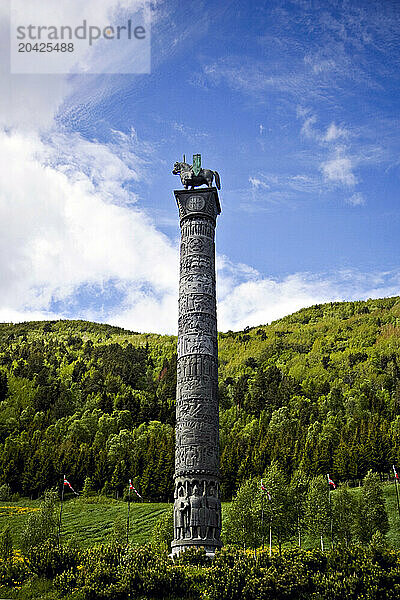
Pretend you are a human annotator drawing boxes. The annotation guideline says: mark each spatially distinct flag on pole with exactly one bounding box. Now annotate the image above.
[129,479,142,499]
[327,474,336,489]
[393,465,399,480]
[260,480,272,501]
[63,476,78,495]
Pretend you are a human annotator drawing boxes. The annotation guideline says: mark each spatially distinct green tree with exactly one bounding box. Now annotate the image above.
[306,475,330,550]
[332,484,356,545]
[262,462,293,553]
[290,469,308,547]
[0,483,12,501]
[223,477,262,551]
[356,470,389,543]
[21,489,58,551]
[82,476,95,498]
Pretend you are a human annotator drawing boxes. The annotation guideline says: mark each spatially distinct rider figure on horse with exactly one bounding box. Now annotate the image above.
[172,154,221,190]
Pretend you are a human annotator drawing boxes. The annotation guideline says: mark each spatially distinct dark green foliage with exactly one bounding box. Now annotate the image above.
[0,526,13,560]
[356,470,390,543]
[0,370,7,402]
[54,543,190,600]
[150,504,174,551]
[6,537,400,600]
[1,298,400,502]
[306,475,331,549]
[21,490,58,551]
[27,540,79,578]
[332,483,357,545]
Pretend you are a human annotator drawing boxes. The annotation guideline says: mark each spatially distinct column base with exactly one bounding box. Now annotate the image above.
[171,538,222,558]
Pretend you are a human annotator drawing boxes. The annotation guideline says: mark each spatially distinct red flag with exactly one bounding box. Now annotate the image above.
[393,465,399,480]
[327,474,336,489]
[129,479,142,499]
[63,476,77,494]
[260,480,272,500]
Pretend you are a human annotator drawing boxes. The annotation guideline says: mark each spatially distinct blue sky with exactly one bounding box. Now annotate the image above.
[1,0,400,332]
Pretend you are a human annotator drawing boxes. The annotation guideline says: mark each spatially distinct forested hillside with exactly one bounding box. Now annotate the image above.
[1,296,400,501]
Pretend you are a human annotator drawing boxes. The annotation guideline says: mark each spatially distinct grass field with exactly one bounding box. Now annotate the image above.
[1,482,400,550]
[0,496,170,548]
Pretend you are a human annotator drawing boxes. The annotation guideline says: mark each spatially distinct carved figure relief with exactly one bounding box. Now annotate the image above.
[177,333,217,358]
[176,398,217,423]
[174,485,189,540]
[177,354,217,379]
[175,420,218,447]
[189,484,203,539]
[176,377,217,399]
[206,486,221,540]
[181,219,214,239]
[180,236,213,258]
[179,280,214,297]
[179,315,217,339]
[180,255,214,276]
[175,444,219,472]
[173,479,221,541]
[178,293,215,315]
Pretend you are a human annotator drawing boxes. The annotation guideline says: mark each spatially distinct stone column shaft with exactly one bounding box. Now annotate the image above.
[171,188,222,556]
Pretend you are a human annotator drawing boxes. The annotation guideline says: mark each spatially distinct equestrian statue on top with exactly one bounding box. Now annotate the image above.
[172,154,221,190]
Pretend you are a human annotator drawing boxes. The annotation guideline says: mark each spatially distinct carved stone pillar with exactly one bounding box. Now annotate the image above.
[171,188,222,557]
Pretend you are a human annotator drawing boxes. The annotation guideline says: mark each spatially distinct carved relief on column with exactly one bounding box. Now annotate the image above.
[173,187,222,556]
[174,478,221,542]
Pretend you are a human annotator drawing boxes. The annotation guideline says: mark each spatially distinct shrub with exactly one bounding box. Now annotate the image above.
[27,540,80,578]
[0,552,30,588]
[0,483,12,501]
[150,505,173,551]
[21,490,58,551]
[0,526,13,560]
[173,546,211,567]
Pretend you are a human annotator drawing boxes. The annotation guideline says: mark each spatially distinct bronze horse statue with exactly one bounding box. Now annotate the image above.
[172,161,221,190]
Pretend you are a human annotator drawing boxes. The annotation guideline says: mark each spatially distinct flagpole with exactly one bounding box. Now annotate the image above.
[58,474,65,548]
[394,466,400,520]
[269,519,272,557]
[261,490,264,551]
[127,483,131,544]
[329,487,333,549]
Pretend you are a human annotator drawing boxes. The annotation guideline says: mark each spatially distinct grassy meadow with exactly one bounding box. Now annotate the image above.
[0,497,169,548]
[1,482,400,551]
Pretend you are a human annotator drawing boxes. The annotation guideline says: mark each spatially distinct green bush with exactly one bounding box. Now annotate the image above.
[21,490,58,551]
[150,505,173,551]
[173,546,211,567]
[0,554,30,588]
[0,483,12,501]
[0,526,13,560]
[27,540,80,579]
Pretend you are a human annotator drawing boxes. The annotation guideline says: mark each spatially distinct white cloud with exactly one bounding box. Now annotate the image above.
[0,0,181,333]
[300,115,318,139]
[321,155,357,186]
[324,122,349,142]
[0,0,149,130]
[300,114,350,144]
[216,267,400,331]
[0,128,179,330]
[249,177,269,190]
[347,192,365,206]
